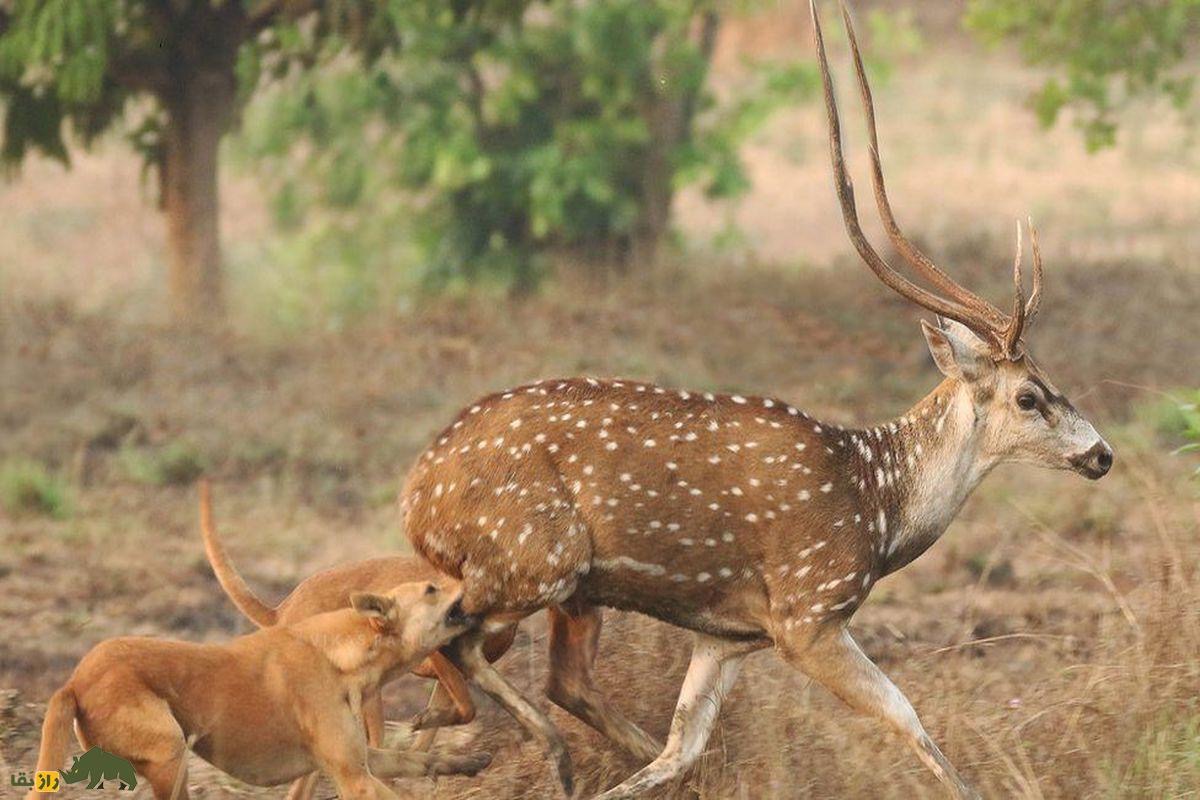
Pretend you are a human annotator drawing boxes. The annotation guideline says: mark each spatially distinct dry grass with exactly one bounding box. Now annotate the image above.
[1,251,1197,798]
[1,5,1198,799]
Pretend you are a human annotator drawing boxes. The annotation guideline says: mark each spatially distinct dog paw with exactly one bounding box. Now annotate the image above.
[410,709,460,731]
[462,752,491,776]
[437,752,491,777]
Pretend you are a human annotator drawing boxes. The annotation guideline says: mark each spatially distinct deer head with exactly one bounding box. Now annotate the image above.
[811,0,1112,480]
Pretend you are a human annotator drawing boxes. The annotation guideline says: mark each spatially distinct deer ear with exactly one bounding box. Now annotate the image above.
[921,319,990,381]
[350,592,395,631]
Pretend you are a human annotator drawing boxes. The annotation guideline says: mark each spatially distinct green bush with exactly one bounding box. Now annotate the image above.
[0,459,71,518]
[239,0,816,305]
[119,442,206,487]
[1173,390,1200,477]
[966,0,1200,151]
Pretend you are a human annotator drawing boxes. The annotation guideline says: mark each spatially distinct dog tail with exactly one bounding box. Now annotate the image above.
[27,685,76,797]
[199,478,278,627]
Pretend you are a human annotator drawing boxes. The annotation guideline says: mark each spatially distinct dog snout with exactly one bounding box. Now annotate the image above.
[1071,441,1114,480]
[444,596,475,627]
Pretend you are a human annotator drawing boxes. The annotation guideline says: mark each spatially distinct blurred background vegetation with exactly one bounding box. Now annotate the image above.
[1,2,1198,798]
[3,1,1196,317]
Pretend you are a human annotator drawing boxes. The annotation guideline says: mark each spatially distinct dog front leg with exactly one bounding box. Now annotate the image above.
[363,690,385,747]
[411,651,475,732]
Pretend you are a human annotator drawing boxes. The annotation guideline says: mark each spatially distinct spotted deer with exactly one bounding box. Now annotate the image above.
[399,2,1114,798]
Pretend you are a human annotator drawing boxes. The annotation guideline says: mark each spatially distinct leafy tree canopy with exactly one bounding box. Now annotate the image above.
[240,0,819,298]
[966,0,1200,150]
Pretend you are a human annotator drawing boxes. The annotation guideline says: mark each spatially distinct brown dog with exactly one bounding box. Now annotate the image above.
[26,582,491,799]
[199,481,515,798]
[199,482,519,727]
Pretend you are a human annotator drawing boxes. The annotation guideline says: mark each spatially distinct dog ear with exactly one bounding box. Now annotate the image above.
[350,592,396,633]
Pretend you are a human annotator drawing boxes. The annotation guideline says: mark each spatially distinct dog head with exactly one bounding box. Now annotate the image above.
[350,579,476,659]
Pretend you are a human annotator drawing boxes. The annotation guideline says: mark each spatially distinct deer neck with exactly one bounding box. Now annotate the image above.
[852,378,995,575]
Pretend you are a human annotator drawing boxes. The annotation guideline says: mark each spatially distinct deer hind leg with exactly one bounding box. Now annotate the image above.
[591,634,749,800]
[785,626,980,800]
[414,624,517,751]
[450,627,575,796]
[546,600,662,762]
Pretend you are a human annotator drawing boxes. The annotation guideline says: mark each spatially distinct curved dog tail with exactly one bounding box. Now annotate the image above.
[199,479,278,627]
[27,686,76,798]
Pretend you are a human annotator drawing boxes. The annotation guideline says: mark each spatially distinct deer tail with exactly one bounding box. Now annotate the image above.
[198,478,277,627]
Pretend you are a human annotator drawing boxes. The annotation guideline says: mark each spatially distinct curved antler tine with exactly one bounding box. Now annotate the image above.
[1003,219,1026,357]
[810,0,1002,349]
[839,0,1007,332]
[1025,216,1043,324]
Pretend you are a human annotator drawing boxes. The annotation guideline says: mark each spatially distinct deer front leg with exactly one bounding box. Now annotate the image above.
[449,628,575,796]
[590,634,751,800]
[547,601,663,763]
[784,626,980,800]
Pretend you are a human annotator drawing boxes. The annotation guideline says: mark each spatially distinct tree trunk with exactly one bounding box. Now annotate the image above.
[631,10,721,270]
[162,69,234,323]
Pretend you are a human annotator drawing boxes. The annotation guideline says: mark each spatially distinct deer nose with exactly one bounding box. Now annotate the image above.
[1074,441,1113,480]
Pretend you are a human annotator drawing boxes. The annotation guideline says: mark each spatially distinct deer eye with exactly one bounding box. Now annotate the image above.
[1016,391,1037,411]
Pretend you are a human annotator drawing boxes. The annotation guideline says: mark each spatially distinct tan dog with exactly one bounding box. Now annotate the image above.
[26,581,490,799]
[199,481,516,744]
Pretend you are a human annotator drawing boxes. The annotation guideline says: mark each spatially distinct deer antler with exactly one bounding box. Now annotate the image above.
[1003,220,1026,356]
[811,0,1043,359]
[839,2,1008,333]
[1025,216,1044,323]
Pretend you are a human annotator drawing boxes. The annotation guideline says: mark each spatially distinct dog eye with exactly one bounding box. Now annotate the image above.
[1016,392,1037,411]
[424,583,437,596]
